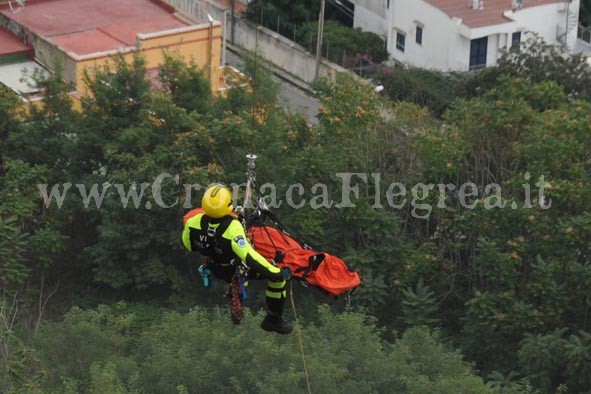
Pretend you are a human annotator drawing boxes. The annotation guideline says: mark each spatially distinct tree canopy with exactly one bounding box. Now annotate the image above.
[2,39,591,393]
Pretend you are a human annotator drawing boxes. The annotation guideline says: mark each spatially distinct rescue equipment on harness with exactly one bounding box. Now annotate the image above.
[239,154,361,299]
[183,159,362,301]
[247,211,361,297]
[198,264,212,287]
[230,264,248,324]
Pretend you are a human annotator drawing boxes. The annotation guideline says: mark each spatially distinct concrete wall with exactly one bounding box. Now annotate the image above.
[351,0,385,16]
[390,0,469,70]
[167,0,226,23]
[511,1,580,51]
[29,34,78,84]
[0,13,79,84]
[351,0,388,38]
[167,0,352,84]
[0,12,26,40]
[232,18,348,83]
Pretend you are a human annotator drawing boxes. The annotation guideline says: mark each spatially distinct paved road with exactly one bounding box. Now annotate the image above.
[225,50,320,125]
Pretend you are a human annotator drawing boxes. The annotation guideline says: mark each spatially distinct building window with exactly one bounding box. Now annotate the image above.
[416,26,423,45]
[512,31,521,49]
[386,0,390,9]
[396,32,406,52]
[469,36,488,70]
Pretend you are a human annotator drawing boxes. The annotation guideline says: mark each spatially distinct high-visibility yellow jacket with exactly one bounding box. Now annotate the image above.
[182,213,282,281]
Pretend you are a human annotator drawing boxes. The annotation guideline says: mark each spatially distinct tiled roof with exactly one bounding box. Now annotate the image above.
[0,28,30,57]
[0,0,190,57]
[423,0,562,28]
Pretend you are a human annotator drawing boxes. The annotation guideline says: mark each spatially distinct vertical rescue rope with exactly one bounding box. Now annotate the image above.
[249,25,259,156]
[290,281,312,394]
[244,21,259,214]
[247,15,310,393]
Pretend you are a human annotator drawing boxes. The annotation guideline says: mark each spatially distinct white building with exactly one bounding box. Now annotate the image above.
[351,0,580,71]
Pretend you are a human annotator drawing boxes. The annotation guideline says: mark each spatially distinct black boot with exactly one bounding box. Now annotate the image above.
[261,314,293,334]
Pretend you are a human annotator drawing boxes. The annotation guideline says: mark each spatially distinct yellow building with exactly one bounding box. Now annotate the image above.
[0,0,222,107]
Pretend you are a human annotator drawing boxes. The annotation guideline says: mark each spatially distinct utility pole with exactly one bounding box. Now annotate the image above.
[222,10,227,65]
[207,14,214,81]
[314,0,325,80]
[230,0,236,44]
[564,0,570,47]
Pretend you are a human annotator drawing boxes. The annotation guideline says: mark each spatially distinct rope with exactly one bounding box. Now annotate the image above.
[249,25,259,156]
[244,26,259,213]
[290,281,312,394]
[230,276,244,324]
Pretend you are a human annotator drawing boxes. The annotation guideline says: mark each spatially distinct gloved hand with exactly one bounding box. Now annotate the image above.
[280,267,291,280]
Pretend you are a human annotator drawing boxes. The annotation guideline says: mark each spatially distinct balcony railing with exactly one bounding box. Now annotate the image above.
[578,25,591,45]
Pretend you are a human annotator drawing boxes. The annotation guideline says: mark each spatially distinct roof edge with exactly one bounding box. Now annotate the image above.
[136,21,220,40]
[66,46,136,61]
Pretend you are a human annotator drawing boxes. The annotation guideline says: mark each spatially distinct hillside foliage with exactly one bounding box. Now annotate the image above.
[1,39,591,393]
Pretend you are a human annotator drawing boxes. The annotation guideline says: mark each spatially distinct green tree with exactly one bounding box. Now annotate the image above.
[0,86,21,175]
[298,20,388,65]
[409,74,591,387]
[29,304,494,393]
[158,52,211,113]
[401,277,441,327]
[376,67,460,116]
[461,35,591,101]
[6,64,78,179]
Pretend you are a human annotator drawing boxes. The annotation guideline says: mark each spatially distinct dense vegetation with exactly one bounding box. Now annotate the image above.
[2,37,591,393]
[296,20,388,66]
[245,0,354,31]
[375,35,591,116]
[245,0,387,67]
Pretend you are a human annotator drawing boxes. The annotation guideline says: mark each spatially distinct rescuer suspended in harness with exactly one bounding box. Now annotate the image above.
[182,184,293,334]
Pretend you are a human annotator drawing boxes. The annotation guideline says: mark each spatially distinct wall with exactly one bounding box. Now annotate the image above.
[390,0,468,71]
[0,12,25,38]
[167,0,225,23]
[29,34,78,84]
[138,23,222,90]
[72,24,222,95]
[350,0,386,16]
[387,0,581,71]
[0,13,79,84]
[485,33,500,67]
[351,0,388,38]
[511,1,580,51]
[166,0,353,85]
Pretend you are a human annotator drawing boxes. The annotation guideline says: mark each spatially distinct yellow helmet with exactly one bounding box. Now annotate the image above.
[202,184,233,218]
